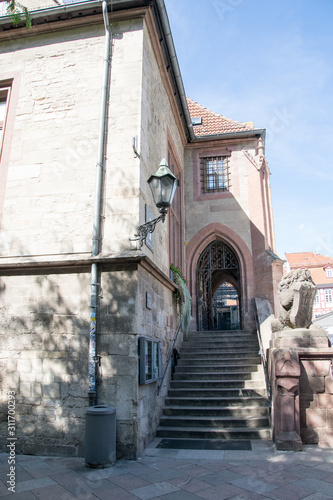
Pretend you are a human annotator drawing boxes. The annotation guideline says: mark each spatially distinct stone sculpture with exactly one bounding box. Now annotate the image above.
[272,268,317,332]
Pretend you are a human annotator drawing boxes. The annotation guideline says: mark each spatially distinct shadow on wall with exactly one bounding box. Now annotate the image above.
[0,255,141,458]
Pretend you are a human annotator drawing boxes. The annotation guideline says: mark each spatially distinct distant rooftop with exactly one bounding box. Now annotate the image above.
[187,98,255,137]
[286,252,333,267]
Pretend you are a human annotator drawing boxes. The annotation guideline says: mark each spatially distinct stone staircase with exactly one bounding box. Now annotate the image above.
[157,330,271,442]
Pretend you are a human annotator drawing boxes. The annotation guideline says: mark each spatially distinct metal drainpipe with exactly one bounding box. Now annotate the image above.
[88,0,111,406]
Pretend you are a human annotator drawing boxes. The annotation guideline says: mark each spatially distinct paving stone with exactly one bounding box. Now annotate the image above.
[159,492,203,500]
[16,477,57,494]
[90,486,139,500]
[176,451,225,461]
[2,492,39,499]
[130,481,180,499]
[287,465,330,480]
[169,475,212,493]
[108,473,151,490]
[200,470,243,486]
[230,476,278,494]
[139,468,185,483]
[176,464,214,478]
[264,483,316,499]
[293,478,333,497]
[195,483,249,500]
[302,494,333,500]
[31,483,77,500]
[0,479,10,496]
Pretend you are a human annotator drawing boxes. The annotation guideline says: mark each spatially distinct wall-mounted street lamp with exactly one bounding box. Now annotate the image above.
[130,158,177,248]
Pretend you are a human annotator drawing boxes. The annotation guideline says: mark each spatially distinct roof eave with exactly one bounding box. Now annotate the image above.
[191,128,266,142]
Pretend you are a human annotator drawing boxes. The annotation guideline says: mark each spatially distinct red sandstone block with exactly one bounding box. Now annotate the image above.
[318,393,333,409]
[318,429,333,447]
[300,375,325,394]
[326,378,333,394]
[300,427,319,444]
[305,408,327,428]
[302,360,315,375]
[314,360,331,376]
[328,410,333,429]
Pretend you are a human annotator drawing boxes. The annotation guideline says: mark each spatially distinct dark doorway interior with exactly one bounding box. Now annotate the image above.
[197,241,241,331]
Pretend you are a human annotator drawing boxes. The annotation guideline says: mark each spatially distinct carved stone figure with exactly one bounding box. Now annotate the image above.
[272,269,317,332]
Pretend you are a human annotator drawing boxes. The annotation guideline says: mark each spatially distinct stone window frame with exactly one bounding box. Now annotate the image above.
[201,155,230,193]
[0,85,11,159]
[192,146,233,202]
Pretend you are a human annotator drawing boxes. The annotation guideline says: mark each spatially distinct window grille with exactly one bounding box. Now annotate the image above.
[201,156,230,193]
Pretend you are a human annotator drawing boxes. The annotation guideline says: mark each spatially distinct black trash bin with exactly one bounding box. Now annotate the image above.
[85,405,116,468]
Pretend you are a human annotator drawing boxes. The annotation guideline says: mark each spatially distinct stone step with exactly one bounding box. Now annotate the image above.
[183,341,258,349]
[168,387,267,398]
[188,330,253,336]
[178,356,261,365]
[170,377,264,388]
[181,344,259,356]
[165,396,268,407]
[175,364,262,373]
[163,406,269,417]
[172,372,263,382]
[171,378,265,389]
[159,415,269,428]
[156,426,271,440]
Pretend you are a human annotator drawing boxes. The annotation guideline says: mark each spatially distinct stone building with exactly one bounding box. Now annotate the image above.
[0,0,282,458]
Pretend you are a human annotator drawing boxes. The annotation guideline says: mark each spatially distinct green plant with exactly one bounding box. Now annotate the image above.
[170,264,192,334]
[6,0,31,29]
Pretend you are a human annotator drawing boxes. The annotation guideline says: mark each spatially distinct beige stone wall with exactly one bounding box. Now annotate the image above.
[136,20,185,276]
[0,17,146,257]
[136,265,181,454]
[0,25,104,255]
[0,271,90,456]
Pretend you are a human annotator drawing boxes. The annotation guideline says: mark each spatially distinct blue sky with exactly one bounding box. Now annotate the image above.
[164,0,333,259]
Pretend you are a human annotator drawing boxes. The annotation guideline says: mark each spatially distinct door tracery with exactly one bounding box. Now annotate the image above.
[197,241,240,331]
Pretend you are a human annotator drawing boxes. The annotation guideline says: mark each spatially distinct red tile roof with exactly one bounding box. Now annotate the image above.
[286,252,333,267]
[187,98,255,137]
[285,252,333,285]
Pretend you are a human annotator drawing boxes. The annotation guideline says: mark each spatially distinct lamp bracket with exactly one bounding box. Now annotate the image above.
[130,210,166,249]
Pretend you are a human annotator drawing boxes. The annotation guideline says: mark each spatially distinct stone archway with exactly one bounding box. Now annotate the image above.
[196,240,241,331]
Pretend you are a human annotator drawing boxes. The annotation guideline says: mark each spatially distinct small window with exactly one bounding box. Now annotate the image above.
[201,156,230,193]
[313,291,320,306]
[139,337,162,384]
[0,86,10,157]
[325,289,332,303]
[326,268,333,278]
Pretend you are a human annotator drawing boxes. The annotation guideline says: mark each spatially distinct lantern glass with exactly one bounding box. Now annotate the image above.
[148,159,177,209]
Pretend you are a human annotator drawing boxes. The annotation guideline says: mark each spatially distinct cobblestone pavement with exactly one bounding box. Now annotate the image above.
[0,440,332,499]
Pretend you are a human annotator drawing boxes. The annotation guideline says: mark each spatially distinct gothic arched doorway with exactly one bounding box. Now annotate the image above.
[197,240,241,331]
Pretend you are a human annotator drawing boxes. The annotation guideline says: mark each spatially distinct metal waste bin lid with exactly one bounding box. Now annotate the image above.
[86,405,116,415]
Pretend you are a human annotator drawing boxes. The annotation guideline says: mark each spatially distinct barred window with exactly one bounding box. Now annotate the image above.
[201,156,230,193]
